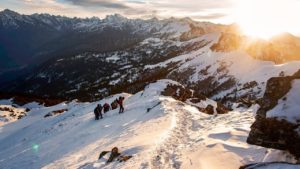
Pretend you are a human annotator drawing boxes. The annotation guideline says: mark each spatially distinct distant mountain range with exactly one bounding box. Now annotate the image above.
[1,9,300,102]
[0,9,162,82]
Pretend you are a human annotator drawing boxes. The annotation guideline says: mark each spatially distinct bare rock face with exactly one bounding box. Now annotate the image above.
[255,76,293,119]
[248,118,300,155]
[247,70,300,158]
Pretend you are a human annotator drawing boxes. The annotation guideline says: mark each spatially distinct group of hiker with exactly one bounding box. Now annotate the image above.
[93,97,133,164]
[94,96,125,120]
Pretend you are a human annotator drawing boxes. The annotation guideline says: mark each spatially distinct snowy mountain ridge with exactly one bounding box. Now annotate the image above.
[1,80,299,169]
[0,9,192,35]
[0,9,222,34]
[0,79,295,169]
[0,9,223,83]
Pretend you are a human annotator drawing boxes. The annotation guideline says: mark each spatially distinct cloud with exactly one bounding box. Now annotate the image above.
[64,0,129,9]
[125,0,147,4]
[148,0,233,10]
[192,13,227,20]
[133,0,234,21]
[0,0,235,22]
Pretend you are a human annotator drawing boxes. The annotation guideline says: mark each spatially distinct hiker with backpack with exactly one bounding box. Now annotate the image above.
[94,104,103,120]
[117,96,125,113]
[103,103,110,113]
[111,100,118,110]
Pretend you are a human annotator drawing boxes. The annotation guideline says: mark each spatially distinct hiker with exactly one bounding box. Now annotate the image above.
[94,104,103,120]
[103,103,110,113]
[111,100,118,110]
[98,147,132,163]
[117,96,125,113]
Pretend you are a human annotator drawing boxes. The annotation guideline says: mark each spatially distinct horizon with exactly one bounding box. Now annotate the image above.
[0,8,228,24]
[1,7,300,39]
[1,0,300,38]
[0,0,235,23]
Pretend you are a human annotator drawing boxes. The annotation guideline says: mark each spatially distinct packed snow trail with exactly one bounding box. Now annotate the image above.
[150,101,193,169]
[145,101,267,169]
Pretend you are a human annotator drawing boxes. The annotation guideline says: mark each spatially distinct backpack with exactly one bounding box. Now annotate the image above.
[118,97,124,104]
[94,107,98,114]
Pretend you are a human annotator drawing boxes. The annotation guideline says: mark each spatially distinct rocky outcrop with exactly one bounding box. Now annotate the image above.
[255,77,293,119]
[44,109,68,118]
[247,70,300,158]
[194,102,229,115]
[198,104,215,115]
[216,102,230,114]
[248,118,300,156]
[161,83,229,115]
[0,105,28,125]
[0,106,27,120]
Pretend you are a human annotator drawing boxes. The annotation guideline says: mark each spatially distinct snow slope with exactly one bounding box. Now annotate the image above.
[0,80,296,169]
[145,33,300,100]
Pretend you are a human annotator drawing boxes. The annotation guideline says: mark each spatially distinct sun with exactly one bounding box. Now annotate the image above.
[234,0,299,39]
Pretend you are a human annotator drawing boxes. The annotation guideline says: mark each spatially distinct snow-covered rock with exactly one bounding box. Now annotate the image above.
[267,80,300,123]
[0,105,28,126]
[247,70,300,158]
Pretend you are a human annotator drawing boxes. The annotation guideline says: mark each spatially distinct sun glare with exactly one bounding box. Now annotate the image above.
[234,0,299,39]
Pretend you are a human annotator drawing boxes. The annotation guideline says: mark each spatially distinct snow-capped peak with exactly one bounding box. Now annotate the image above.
[103,13,128,23]
[0,9,223,38]
[1,9,19,16]
[0,9,23,28]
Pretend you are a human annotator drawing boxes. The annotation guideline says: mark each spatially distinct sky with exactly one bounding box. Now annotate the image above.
[1,0,300,36]
[0,0,237,23]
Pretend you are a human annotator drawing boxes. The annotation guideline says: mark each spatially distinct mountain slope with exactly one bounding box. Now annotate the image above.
[0,80,283,169]
[4,32,221,101]
[0,9,198,83]
[2,10,300,103]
